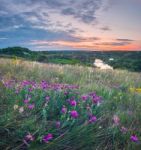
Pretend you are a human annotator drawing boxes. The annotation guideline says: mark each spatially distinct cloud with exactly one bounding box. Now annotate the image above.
[100,26,111,31]
[73,36,100,42]
[60,0,102,23]
[116,38,134,42]
[0,37,8,40]
[0,0,103,32]
[29,40,97,50]
[0,0,106,51]
[29,35,101,50]
[96,41,131,46]
[93,38,135,47]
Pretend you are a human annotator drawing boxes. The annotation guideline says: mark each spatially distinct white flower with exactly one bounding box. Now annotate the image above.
[19,107,24,113]
[14,104,19,110]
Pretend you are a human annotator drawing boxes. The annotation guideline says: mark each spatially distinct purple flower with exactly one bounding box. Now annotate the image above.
[70,110,79,118]
[45,96,50,102]
[43,133,53,143]
[25,133,34,141]
[120,126,128,134]
[56,121,61,128]
[92,96,101,104]
[64,91,69,95]
[89,115,97,123]
[130,135,139,142]
[61,106,67,114]
[28,104,35,109]
[81,95,88,101]
[28,87,33,92]
[24,99,29,104]
[69,100,77,106]
[88,92,102,105]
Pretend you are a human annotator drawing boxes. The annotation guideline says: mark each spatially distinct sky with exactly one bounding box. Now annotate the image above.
[0,0,141,51]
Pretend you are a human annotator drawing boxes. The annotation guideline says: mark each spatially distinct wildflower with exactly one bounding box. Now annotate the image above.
[92,96,101,104]
[61,106,67,114]
[14,104,19,110]
[120,126,128,134]
[45,96,50,102]
[89,115,97,123]
[129,88,135,92]
[129,87,141,93]
[43,133,53,143]
[19,107,24,113]
[15,89,20,94]
[64,91,69,95]
[28,87,33,92]
[81,95,88,101]
[130,135,139,142]
[24,99,29,104]
[25,133,34,141]
[69,100,77,106]
[56,121,61,128]
[28,104,35,109]
[70,110,79,118]
[86,104,91,111]
[135,88,141,93]
[113,115,120,125]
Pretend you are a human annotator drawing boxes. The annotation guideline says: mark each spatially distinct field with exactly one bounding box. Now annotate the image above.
[0,58,141,150]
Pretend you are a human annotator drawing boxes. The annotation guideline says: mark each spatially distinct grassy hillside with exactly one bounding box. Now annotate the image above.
[0,47,141,72]
[0,58,141,149]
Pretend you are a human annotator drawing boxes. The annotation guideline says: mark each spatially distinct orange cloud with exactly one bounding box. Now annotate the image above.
[30,39,141,51]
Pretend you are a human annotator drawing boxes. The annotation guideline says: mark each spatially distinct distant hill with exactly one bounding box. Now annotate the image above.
[0,47,141,72]
[0,47,37,59]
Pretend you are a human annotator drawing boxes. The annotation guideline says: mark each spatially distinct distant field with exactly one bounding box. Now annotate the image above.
[0,58,141,149]
[1,47,141,72]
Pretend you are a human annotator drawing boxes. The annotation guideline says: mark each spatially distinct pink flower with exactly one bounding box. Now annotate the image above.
[24,99,29,104]
[120,126,128,134]
[25,133,34,141]
[89,115,97,123]
[130,135,139,142]
[56,121,61,128]
[69,100,77,106]
[28,104,35,109]
[64,91,69,95]
[70,110,79,118]
[61,106,67,114]
[81,95,88,101]
[43,133,53,143]
[92,97,101,104]
[45,96,50,102]
[28,87,33,92]
[113,115,120,125]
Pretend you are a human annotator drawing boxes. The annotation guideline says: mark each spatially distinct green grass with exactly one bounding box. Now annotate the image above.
[0,58,141,150]
[48,58,80,65]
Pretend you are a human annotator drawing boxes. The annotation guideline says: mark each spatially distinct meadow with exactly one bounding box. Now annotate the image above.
[0,58,141,150]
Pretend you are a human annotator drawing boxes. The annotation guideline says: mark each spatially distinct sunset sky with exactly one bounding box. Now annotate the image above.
[0,0,141,51]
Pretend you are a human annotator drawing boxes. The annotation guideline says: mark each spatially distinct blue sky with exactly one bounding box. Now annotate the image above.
[0,0,141,51]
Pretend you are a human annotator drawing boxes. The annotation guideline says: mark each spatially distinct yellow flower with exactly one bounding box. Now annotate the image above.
[129,87,141,93]
[129,88,135,92]
[135,88,141,93]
